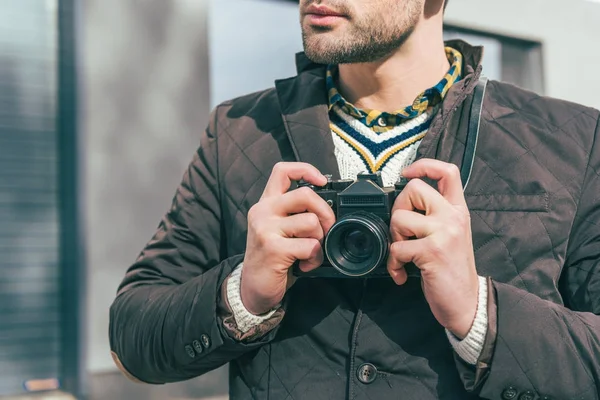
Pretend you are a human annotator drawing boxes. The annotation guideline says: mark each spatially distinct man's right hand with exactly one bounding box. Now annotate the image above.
[240,162,336,315]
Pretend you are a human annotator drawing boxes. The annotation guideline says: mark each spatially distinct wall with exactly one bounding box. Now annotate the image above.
[445,0,600,110]
[83,0,211,373]
[209,0,304,107]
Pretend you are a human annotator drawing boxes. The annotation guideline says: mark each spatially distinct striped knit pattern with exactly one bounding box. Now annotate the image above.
[445,276,489,365]
[331,105,432,186]
[327,47,463,187]
[226,263,279,333]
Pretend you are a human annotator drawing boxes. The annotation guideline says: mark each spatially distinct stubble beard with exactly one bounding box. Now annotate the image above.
[301,10,420,64]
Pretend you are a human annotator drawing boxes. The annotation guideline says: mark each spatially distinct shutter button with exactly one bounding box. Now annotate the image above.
[356,363,377,384]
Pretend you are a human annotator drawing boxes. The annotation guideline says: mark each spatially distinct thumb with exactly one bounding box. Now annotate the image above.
[387,253,408,285]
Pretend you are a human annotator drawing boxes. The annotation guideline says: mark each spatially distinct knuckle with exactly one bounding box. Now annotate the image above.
[297,186,315,197]
[273,161,286,171]
[306,212,320,227]
[405,179,418,191]
[446,163,460,177]
[429,238,445,257]
[307,237,320,248]
[309,238,322,255]
[446,225,461,239]
[247,203,267,223]
[452,208,470,228]
[390,210,403,226]
[307,191,329,212]
[458,214,470,230]
[406,178,425,191]
[271,161,287,176]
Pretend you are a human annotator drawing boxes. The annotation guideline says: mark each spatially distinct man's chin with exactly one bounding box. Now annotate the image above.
[302,37,342,64]
[303,48,336,65]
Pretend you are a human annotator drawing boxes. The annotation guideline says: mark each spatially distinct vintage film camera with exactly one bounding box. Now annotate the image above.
[292,171,409,278]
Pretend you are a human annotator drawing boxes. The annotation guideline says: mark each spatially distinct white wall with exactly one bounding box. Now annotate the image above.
[209,0,304,107]
[445,0,600,110]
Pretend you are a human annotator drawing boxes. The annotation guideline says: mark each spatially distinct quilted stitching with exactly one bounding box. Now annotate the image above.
[213,76,600,399]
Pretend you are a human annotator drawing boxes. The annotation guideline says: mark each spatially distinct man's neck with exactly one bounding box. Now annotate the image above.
[337,20,449,113]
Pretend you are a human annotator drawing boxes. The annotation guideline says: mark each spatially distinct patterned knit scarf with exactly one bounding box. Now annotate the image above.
[327,47,463,186]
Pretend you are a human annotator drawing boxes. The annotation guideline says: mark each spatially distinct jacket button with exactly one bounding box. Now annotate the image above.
[519,391,535,400]
[502,387,519,399]
[184,345,196,359]
[192,340,203,354]
[356,363,377,384]
[201,334,211,349]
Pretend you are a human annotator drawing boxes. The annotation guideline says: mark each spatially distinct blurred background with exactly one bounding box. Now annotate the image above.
[1,0,599,399]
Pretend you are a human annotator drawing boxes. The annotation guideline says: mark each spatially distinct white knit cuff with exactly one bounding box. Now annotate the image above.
[226,263,280,333]
[445,276,489,365]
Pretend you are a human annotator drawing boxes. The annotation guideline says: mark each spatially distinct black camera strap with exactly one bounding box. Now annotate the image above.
[460,75,488,191]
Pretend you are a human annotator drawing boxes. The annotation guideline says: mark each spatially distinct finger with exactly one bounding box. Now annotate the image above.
[389,239,429,264]
[278,213,324,241]
[388,238,433,279]
[392,178,447,216]
[262,162,327,199]
[276,188,336,233]
[386,256,408,285]
[387,239,419,286]
[285,238,323,272]
[389,209,433,240]
[401,159,466,206]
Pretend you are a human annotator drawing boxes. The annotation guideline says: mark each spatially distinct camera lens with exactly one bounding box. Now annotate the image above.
[324,212,389,277]
[341,228,374,263]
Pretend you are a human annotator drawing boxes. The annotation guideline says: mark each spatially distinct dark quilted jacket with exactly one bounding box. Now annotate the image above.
[109,40,600,399]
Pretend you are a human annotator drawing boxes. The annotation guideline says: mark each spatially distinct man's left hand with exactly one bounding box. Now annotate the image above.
[387,159,479,339]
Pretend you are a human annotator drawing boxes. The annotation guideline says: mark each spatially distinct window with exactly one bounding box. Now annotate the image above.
[444,26,544,93]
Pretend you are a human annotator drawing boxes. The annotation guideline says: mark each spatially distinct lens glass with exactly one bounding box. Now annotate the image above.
[324,212,389,277]
[341,228,374,262]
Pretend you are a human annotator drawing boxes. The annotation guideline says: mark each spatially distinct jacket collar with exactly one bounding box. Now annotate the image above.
[275,63,342,179]
[294,39,484,75]
[276,40,484,180]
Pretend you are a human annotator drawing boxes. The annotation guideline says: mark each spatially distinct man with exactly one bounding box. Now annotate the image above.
[109,0,600,398]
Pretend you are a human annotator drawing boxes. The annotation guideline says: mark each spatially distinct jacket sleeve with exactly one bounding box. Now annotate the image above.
[109,106,281,384]
[468,115,600,400]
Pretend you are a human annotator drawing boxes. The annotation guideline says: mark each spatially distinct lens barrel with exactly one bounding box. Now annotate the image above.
[324,212,389,277]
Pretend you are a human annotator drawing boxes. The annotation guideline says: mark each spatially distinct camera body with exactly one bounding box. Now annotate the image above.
[292,171,408,278]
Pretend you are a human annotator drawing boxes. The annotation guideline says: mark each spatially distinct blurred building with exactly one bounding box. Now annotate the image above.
[1,0,600,399]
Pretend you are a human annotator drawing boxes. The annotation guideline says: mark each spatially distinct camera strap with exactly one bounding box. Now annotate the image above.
[400,76,488,280]
[460,75,488,191]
